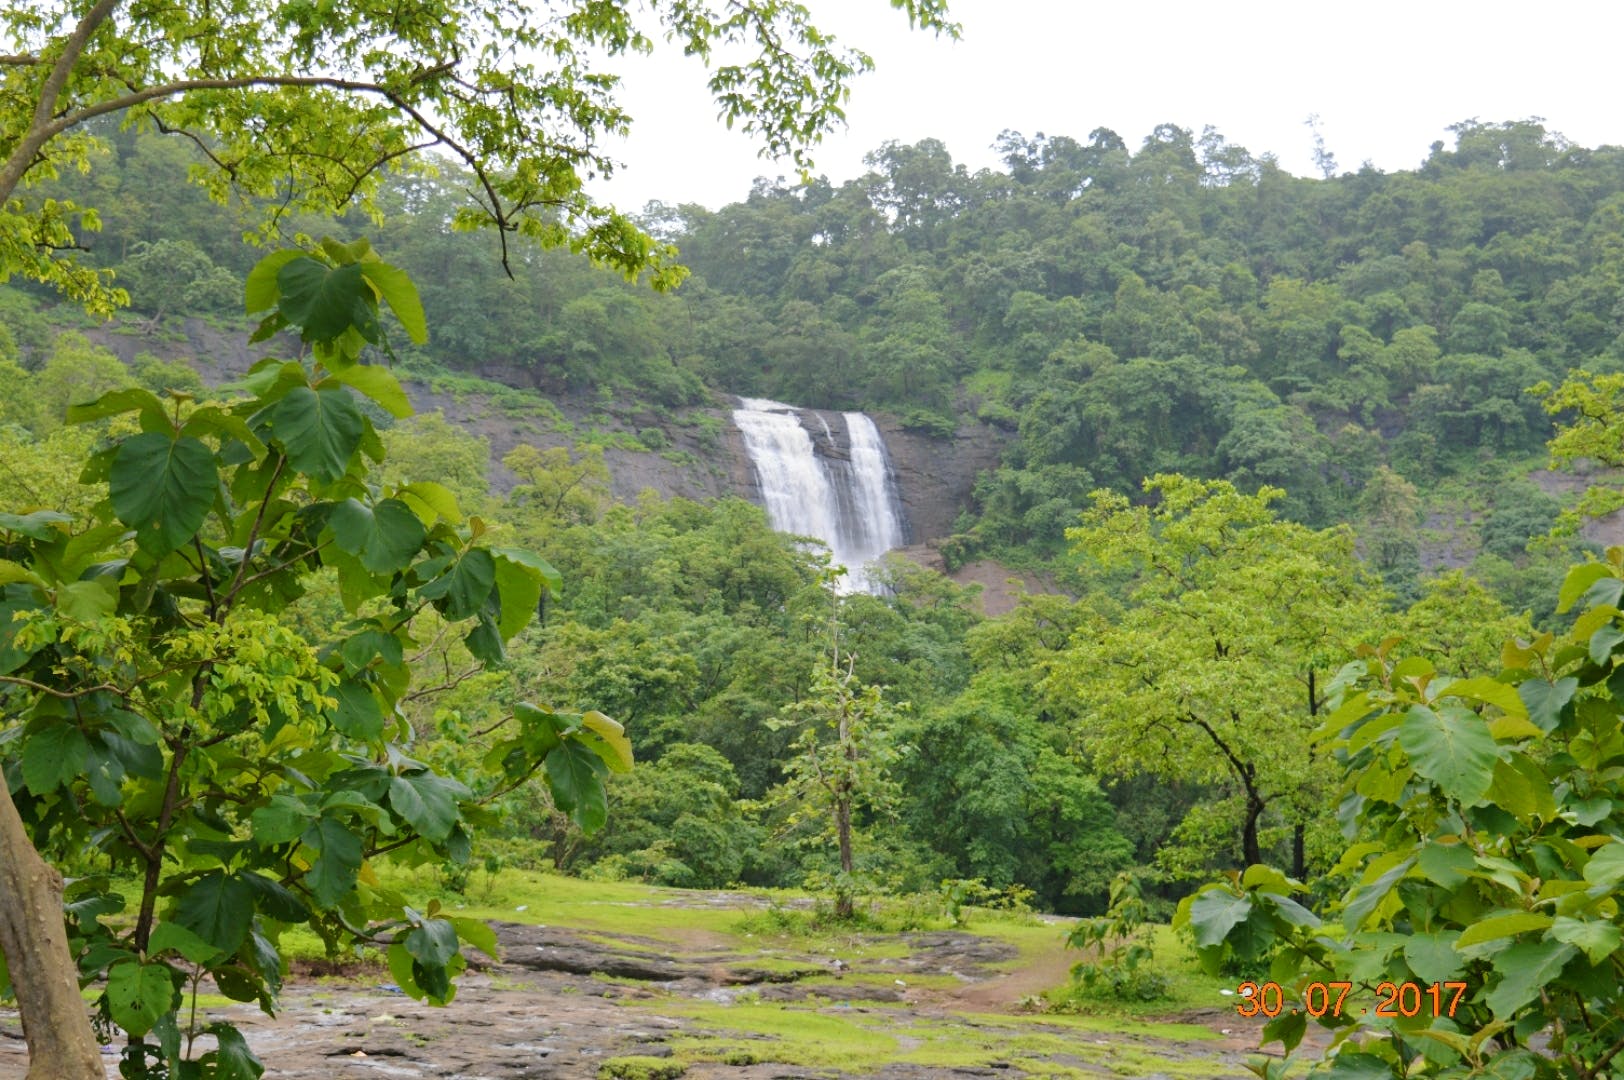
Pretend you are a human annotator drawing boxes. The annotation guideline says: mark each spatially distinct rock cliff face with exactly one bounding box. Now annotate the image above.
[872,415,1009,545]
[76,318,1007,546]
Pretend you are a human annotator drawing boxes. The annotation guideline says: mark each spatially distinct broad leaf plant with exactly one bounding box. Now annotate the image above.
[1177,555,1624,1079]
[0,242,630,1077]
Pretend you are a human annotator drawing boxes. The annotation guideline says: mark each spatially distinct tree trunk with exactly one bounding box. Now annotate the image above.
[834,789,854,920]
[1241,797,1264,868]
[1292,824,1306,880]
[0,779,104,1080]
[833,691,855,920]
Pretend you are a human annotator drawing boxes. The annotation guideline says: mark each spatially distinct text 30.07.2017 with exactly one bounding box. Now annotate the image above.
[1234,980,1469,1019]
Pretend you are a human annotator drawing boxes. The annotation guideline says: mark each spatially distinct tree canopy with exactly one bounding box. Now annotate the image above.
[1,0,954,309]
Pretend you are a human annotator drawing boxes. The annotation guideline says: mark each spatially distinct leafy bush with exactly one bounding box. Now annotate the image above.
[1052,873,1170,1006]
[898,407,955,438]
[1177,558,1624,1078]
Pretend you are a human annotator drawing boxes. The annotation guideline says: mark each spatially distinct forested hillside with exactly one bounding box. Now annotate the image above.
[3,117,1617,911]
[10,111,1624,1072]
[11,119,1616,600]
[6,113,1617,883]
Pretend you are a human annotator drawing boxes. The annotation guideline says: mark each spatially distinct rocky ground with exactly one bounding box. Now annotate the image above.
[2,918,1259,1080]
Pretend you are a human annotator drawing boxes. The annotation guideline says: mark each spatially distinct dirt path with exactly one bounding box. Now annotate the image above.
[940,945,1075,1011]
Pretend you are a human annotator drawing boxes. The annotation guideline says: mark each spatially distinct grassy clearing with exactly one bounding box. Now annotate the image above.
[280,867,1233,1022]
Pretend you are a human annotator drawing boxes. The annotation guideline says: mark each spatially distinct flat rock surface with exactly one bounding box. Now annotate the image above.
[0,922,1252,1079]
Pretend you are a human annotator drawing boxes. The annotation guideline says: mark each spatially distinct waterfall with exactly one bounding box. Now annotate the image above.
[732,398,909,593]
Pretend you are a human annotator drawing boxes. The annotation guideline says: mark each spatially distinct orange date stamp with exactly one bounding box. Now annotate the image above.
[1235,980,1469,1019]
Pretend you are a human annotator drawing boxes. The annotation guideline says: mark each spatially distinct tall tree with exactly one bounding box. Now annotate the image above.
[766,597,901,919]
[0,245,633,1078]
[1048,476,1383,875]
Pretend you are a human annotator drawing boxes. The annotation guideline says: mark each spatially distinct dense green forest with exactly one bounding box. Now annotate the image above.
[13,119,1615,588]
[7,106,1624,1078]
[3,116,1617,913]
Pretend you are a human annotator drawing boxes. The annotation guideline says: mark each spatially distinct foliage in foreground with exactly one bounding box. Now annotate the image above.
[0,243,629,1076]
[1178,553,1624,1078]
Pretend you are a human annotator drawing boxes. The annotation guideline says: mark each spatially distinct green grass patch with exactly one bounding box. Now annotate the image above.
[597,1055,686,1079]
[385,865,756,943]
[649,999,1238,1078]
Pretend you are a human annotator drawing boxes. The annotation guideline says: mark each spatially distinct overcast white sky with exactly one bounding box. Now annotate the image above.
[585,0,1624,212]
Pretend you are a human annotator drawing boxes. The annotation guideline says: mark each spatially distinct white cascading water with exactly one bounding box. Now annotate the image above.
[732,398,908,593]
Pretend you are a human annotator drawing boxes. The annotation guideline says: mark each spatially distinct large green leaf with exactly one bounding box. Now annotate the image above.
[581,710,633,773]
[1342,857,1416,933]
[387,942,427,1001]
[1517,677,1575,733]
[1185,888,1253,948]
[463,611,504,664]
[1484,941,1576,1018]
[1416,838,1481,889]
[545,739,609,833]
[1397,704,1499,804]
[339,628,405,673]
[493,554,543,639]
[0,510,72,540]
[1403,932,1465,983]
[450,917,500,962]
[1582,840,1624,887]
[57,579,116,622]
[250,795,314,846]
[200,1022,264,1080]
[65,387,169,429]
[147,923,224,966]
[403,918,460,967]
[244,249,305,314]
[107,959,176,1038]
[329,498,425,573]
[1550,916,1621,964]
[268,386,364,483]
[328,364,413,418]
[22,722,88,794]
[418,547,496,620]
[1456,911,1553,947]
[328,675,384,740]
[241,872,311,925]
[1589,624,1624,666]
[1486,756,1556,823]
[360,262,428,344]
[1558,562,1612,613]
[300,817,362,909]
[387,772,469,843]
[397,481,463,525]
[491,545,562,598]
[1566,795,1613,826]
[82,739,126,806]
[276,258,378,343]
[1438,676,1527,719]
[173,872,255,955]
[181,406,266,457]
[110,433,218,555]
